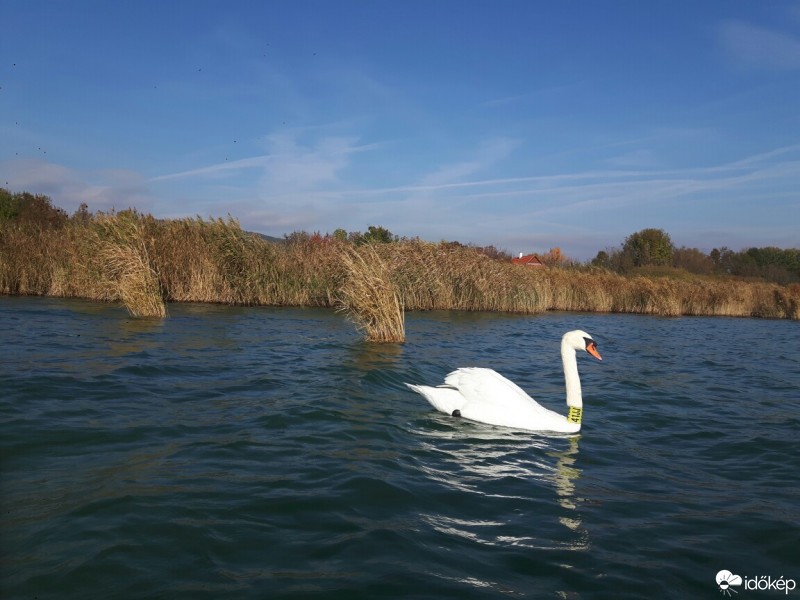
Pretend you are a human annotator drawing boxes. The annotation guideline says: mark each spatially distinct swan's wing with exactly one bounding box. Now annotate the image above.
[406,383,466,415]
[444,367,570,431]
[444,368,548,414]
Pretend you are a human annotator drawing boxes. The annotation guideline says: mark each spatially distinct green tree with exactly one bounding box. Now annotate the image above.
[0,190,67,228]
[745,247,800,276]
[359,225,396,244]
[711,246,799,282]
[710,247,735,274]
[591,250,611,269]
[622,228,674,267]
[0,188,20,221]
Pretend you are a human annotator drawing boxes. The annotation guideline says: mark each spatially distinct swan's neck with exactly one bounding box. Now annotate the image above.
[562,342,582,412]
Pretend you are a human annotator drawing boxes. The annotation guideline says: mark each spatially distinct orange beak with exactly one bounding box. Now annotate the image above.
[587,342,602,361]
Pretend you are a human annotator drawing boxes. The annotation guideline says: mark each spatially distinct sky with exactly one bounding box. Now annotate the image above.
[1,1,799,259]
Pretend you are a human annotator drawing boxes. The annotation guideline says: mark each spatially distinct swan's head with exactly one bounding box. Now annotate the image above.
[563,330,602,361]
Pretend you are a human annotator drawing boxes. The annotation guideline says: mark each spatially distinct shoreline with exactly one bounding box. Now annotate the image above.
[2,209,798,335]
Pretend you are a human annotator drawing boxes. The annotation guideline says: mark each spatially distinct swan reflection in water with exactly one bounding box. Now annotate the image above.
[413,420,588,553]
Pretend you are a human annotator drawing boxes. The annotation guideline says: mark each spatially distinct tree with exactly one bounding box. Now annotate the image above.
[621,228,673,267]
[673,246,713,275]
[0,188,20,221]
[359,225,396,244]
[539,247,569,266]
[591,250,611,269]
[745,247,800,276]
[0,190,67,228]
[710,247,735,274]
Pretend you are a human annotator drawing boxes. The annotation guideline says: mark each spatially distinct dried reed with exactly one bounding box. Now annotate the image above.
[92,211,166,318]
[336,244,405,343]
[2,208,798,324]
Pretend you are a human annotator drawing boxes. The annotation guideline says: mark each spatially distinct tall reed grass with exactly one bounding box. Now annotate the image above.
[92,211,166,318]
[1,208,798,334]
[336,244,405,343]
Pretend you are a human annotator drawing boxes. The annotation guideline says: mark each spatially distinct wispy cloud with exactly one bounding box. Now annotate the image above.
[602,149,662,169]
[266,143,800,249]
[290,143,800,202]
[717,20,800,70]
[418,137,521,187]
[10,141,796,249]
[2,159,152,213]
[258,133,363,192]
[149,132,383,187]
[481,82,586,108]
[149,155,275,182]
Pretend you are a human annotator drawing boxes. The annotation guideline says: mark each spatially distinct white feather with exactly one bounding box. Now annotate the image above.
[406,330,601,434]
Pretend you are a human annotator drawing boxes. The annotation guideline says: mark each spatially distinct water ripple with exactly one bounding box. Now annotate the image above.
[1,298,798,599]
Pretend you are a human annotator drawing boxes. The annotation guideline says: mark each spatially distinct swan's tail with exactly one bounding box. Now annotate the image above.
[405,383,466,416]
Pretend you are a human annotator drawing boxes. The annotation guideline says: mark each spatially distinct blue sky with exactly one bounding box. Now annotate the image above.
[1,1,799,259]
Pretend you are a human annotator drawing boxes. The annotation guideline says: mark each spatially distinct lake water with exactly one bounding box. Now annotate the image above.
[1,296,798,599]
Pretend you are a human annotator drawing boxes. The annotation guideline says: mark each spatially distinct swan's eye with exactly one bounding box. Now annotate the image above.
[584,338,603,360]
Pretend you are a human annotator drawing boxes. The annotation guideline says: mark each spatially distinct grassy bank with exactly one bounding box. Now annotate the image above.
[364,241,799,319]
[1,209,798,341]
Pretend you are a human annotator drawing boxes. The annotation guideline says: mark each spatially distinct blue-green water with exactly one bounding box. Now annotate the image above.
[1,297,798,599]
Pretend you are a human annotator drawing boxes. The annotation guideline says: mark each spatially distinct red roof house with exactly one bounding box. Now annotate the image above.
[511,253,545,267]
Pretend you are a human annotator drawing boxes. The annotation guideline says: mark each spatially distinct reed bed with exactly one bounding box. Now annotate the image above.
[91,211,166,318]
[336,244,405,343]
[1,209,798,334]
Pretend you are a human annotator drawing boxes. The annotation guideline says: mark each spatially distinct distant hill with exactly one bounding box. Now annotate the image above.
[252,232,285,244]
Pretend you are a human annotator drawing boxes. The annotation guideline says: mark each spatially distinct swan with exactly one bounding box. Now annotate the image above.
[406,330,602,433]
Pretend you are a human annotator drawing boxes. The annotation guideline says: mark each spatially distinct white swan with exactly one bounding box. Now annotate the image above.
[406,330,602,433]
